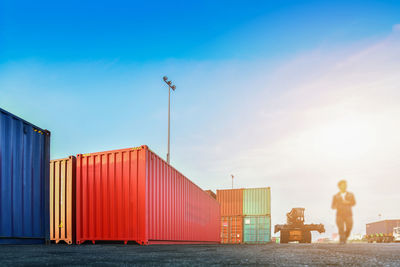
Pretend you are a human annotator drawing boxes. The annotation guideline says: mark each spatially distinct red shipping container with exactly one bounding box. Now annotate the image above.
[221,216,243,244]
[216,189,244,216]
[75,145,220,245]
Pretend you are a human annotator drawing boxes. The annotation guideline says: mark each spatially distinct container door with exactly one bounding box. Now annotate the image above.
[50,157,75,244]
[221,216,243,244]
[243,215,271,243]
[257,216,271,243]
[244,217,257,243]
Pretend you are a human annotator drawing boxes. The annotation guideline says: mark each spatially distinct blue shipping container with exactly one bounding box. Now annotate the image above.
[0,108,50,244]
[243,215,271,243]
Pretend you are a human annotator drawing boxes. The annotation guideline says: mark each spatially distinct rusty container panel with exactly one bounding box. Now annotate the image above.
[243,187,271,215]
[366,220,400,235]
[76,145,220,245]
[204,190,216,199]
[0,108,50,244]
[145,149,220,244]
[221,216,243,244]
[50,156,76,244]
[216,189,243,216]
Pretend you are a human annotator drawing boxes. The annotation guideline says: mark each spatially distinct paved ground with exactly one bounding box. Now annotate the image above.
[1,243,400,266]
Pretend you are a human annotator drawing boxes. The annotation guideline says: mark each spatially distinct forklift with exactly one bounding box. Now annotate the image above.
[275,208,325,243]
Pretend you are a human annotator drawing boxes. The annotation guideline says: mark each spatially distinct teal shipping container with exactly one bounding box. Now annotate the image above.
[243,215,271,243]
[243,188,271,215]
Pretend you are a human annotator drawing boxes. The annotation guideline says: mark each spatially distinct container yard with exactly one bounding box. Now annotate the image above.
[0,108,50,245]
[4,0,400,265]
[1,99,400,266]
[217,188,271,244]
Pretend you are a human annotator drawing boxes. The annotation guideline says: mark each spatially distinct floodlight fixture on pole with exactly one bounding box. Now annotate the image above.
[163,76,176,164]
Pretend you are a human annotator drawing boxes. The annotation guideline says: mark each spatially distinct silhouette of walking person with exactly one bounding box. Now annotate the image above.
[331,180,356,244]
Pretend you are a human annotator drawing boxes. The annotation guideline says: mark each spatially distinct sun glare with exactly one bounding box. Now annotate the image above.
[311,116,375,160]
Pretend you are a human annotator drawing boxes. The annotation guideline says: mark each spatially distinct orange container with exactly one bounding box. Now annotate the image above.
[221,216,243,244]
[216,189,243,216]
[50,156,76,244]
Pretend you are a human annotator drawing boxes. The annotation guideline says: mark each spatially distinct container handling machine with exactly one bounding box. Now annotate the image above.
[274,208,325,243]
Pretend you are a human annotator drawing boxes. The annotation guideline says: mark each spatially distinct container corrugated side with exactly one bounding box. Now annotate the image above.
[366,220,400,235]
[146,149,220,244]
[216,189,243,216]
[76,145,220,245]
[0,108,50,244]
[243,188,271,216]
[243,215,271,243]
[221,216,243,244]
[50,157,75,244]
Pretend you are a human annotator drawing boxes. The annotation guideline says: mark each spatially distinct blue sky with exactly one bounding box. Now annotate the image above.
[1,0,400,61]
[1,0,400,237]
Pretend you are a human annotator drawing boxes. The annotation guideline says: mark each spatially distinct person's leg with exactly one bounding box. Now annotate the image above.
[336,216,345,243]
[344,216,353,242]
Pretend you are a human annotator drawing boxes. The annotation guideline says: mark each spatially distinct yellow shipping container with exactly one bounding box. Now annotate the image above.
[50,156,75,244]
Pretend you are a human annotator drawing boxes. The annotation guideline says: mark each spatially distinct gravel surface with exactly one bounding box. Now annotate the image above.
[1,243,400,266]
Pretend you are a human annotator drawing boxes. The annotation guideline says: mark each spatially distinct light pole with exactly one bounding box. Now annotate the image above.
[231,174,234,189]
[163,76,176,164]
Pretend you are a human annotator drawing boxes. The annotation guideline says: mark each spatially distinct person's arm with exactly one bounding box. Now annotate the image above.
[343,193,356,206]
[331,195,337,210]
[349,193,356,206]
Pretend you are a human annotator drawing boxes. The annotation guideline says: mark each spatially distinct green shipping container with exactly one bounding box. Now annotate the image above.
[243,188,271,215]
[243,215,271,243]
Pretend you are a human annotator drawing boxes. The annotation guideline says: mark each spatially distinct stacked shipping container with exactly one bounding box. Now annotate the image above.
[49,146,220,245]
[217,189,244,244]
[217,188,271,244]
[0,108,50,244]
[243,188,271,244]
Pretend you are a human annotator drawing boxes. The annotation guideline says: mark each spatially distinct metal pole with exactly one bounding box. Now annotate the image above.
[163,76,175,165]
[167,86,171,164]
[231,175,234,189]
